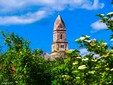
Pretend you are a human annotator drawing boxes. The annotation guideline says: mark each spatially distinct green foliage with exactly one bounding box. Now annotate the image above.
[0,31,52,85]
[112,0,113,4]
[96,12,113,39]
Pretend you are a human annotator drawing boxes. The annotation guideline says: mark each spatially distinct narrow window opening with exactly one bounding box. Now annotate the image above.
[60,34,62,39]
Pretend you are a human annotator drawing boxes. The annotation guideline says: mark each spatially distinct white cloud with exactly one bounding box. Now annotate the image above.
[0,0,104,12]
[0,0,105,25]
[80,48,100,58]
[0,10,51,25]
[80,48,88,56]
[82,0,104,10]
[91,20,107,30]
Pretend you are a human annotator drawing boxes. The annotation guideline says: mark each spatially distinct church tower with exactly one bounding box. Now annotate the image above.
[51,14,68,58]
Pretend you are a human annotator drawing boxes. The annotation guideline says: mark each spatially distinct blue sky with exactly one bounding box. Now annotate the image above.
[0,0,112,53]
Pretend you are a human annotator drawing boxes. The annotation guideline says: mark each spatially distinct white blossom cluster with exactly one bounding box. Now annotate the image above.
[82,58,89,61]
[76,57,81,59]
[80,35,90,41]
[100,14,104,16]
[101,42,107,46]
[73,61,78,65]
[78,65,87,70]
[110,68,113,71]
[107,12,113,16]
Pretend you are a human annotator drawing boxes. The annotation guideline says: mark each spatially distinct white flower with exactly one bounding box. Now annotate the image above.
[84,40,91,43]
[91,38,97,42]
[100,14,104,16]
[62,75,67,77]
[111,39,113,41]
[102,42,107,46]
[88,71,95,74]
[104,17,108,19]
[110,68,113,71]
[78,65,87,70]
[107,12,113,16]
[85,35,90,38]
[104,43,107,45]
[105,68,110,71]
[72,70,79,74]
[62,75,70,79]
[82,58,89,61]
[76,77,80,79]
[98,46,100,47]
[73,63,76,65]
[15,81,18,83]
[76,57,81,59]
[73,61,78,65]
[80,37,85,40]
[91,59,97,62]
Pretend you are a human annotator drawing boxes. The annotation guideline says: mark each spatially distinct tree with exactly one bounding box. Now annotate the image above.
[0,31,52,85]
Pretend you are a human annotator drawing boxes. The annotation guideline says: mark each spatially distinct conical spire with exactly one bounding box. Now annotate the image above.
[54,14,65,30]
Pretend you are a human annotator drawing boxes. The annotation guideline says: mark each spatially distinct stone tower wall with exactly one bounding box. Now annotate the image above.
[51,14,68,58]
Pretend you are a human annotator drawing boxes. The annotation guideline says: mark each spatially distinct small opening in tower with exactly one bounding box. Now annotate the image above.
[60,45,64,48]
[60,34,62,39]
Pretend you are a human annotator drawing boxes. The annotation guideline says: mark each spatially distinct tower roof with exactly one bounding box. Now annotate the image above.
[54,14,65,30]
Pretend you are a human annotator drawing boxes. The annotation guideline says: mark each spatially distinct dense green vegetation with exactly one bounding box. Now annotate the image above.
[0,2,113,85]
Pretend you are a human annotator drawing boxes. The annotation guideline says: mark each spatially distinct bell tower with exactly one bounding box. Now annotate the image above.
[52,14,68,53]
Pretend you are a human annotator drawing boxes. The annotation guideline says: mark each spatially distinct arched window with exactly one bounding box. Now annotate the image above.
[60,34,62,39]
